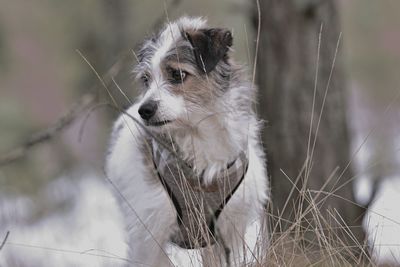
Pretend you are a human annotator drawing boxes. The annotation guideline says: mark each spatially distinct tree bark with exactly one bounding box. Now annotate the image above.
[254,0,367,262]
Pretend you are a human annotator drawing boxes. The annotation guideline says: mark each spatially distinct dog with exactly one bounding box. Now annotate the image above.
[105,17,268,266]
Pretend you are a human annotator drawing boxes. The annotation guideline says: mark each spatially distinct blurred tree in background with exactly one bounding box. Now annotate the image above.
[255,0,367,262]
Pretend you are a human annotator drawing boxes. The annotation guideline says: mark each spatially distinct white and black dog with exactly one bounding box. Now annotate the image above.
[105,17,268,266]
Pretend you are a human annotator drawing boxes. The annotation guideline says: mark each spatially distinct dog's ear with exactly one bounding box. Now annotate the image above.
[185,28,232,74]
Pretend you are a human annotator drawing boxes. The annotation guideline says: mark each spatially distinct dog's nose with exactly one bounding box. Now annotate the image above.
[138,100,158,120]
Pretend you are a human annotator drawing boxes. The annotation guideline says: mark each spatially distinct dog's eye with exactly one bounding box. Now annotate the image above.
[170,69,187,84]
[141,74,150,87]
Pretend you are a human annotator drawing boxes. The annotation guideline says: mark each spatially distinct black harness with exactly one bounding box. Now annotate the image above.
[150,138,248,249]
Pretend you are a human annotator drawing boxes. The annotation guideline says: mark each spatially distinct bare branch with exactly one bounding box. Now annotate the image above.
[0,0,183,167]
[0,49,129,167]
[0,94,96,167]
[0,231,10,251]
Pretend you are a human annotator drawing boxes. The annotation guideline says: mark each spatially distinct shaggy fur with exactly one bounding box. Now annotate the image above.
[105,17,268,266]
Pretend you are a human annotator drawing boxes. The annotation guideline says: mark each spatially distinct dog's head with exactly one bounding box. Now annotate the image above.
[134,17,234,131]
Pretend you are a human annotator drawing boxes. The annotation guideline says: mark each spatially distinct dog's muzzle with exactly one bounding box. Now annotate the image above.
[138,100,158,121]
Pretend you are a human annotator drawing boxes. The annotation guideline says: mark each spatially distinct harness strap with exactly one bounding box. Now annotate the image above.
[151,138,248,249]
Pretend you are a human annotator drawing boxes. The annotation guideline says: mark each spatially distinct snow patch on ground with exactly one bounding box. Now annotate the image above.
[0,173,128,267]
[364,176,400,265]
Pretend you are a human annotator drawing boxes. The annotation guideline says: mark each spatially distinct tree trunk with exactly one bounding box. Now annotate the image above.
[254,0,367,262]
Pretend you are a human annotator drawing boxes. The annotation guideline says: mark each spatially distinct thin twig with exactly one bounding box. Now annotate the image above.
[5,241,136,264]
[0,47,130,167]
[151,0,182,31]
[0,94,95,167]
[252,0,261,88]
[0,231,10,251]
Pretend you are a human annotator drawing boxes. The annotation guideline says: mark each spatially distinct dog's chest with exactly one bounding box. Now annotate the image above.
[145,136,248,249]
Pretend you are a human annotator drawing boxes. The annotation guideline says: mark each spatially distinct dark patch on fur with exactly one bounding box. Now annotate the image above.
[184,28,233,73]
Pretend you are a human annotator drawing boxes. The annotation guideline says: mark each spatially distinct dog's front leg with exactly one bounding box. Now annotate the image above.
[126,204,177,267]
[200,242,229,267]
[105,108,178,267]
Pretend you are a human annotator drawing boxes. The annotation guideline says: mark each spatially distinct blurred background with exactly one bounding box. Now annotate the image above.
[0,0,400,266]
[0,0,252,194]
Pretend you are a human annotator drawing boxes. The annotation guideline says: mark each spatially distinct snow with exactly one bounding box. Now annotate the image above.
[364,176,400,265]
[0,173,128,267]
